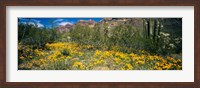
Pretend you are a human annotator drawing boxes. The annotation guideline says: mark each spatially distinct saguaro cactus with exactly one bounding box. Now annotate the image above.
[153,19,157,41]
[157,19,163,42]
[142,18,163,43]
[147,18,151,38]
[143,18,151,39]
[143,19,147,38]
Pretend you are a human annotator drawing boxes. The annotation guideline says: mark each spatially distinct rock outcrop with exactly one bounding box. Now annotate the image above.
[56,18,144,33]
[77,19,96,28]
[57,24,73,33]
[99,18,143,29]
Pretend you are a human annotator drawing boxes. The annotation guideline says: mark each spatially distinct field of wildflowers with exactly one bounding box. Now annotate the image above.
[18,18,182,70]
[18,42,182,70]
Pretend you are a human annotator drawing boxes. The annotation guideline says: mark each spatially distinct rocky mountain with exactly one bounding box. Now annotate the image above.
[56,19,96,33]
[77,19,96,28]
[56,18,144,33]
[57,24,73,33]
[99,18,143,29]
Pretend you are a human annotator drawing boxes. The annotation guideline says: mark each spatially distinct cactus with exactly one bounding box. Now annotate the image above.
[142,18,151,39]
[142,18,163,43]
[143,19,148,38]
[157,19,163,42]
[147,18,151,38]
[153,19,157,41]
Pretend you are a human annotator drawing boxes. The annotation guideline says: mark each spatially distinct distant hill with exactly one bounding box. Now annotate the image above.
[56,18,182,38]
[57,24,73,33]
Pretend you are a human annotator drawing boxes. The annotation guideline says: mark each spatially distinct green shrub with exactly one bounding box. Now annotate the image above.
[18,23,59,49]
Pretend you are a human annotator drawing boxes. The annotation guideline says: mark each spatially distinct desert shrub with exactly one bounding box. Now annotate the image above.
[70,25,94,45]
[68,24,181,55]
[61,49,71,56]
[18,23,59,49]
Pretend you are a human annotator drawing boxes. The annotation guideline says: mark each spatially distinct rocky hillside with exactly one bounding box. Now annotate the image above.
[56,19,97,33]
[57,24,73,33]
[56,18,144,33]
[99,18,143,29]
[56,18,182,38]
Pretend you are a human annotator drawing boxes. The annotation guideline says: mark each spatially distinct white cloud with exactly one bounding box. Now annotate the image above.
[28,22,35,25]
[54,19,64,23]
[20,21,44,28]
[19,18,40,23]
[21,22,35,26]
[30,19,44,27]
[20,22,27,24]
[31,19,40,23]
[58,22,73,26]
[37,23,44,27]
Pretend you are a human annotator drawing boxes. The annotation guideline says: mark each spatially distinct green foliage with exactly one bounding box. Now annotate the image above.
[70,25,94,45]
[61,49,71,56]
[18,18,182,57]
[68,20,182,56]
[18,18,182,70]
[18,23,59,49]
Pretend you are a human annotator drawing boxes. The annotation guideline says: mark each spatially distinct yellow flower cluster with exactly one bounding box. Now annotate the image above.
[18,42,182,70]
[73,62,85,70]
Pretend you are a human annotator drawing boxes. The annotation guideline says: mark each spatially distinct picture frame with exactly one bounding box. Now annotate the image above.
[0,0,199,88]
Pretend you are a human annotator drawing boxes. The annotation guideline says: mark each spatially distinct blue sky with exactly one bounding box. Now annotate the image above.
[18,18,103,28]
